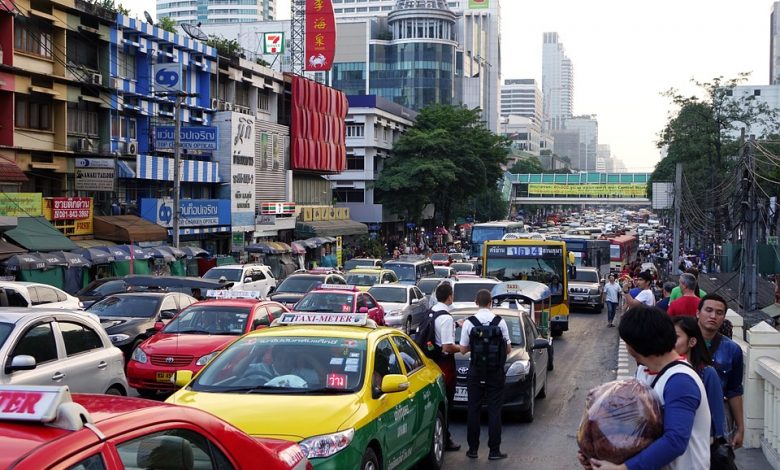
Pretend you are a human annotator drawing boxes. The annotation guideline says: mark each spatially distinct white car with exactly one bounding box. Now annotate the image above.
[202,264,277,296]
[0,308,128,394]
[0,281,82,309]
[368,284,429,334]
[450,277,501,309]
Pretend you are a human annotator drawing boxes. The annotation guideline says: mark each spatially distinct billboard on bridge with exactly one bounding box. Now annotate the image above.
[526,183,647,198]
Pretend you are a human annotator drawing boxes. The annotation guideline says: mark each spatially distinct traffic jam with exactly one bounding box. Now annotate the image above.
[0,209,662,469]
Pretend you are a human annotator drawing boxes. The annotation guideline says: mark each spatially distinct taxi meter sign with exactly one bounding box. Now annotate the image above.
[279,313,367,325]
[206,290,263,299]
[0,386,72,422]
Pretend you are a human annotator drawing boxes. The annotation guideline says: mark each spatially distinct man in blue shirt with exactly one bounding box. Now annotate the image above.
[697,293,744,449]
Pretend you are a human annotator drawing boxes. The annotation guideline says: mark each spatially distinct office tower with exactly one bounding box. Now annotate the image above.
[501,79,543,126]
[157,0,277,26]
[772,2,780,84]
[542,32,573,131]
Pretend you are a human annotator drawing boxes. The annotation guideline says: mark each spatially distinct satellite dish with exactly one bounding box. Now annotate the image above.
[144,10,154,25]
[181,23,208,41]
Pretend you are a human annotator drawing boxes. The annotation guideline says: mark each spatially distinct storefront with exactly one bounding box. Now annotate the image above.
[294,206,368,239]
[139,198,231,254]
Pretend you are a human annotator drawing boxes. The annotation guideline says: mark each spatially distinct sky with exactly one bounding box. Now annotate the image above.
[122,0,773,172]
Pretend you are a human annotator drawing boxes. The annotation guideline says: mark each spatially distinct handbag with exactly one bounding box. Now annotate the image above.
[710,437,738,470]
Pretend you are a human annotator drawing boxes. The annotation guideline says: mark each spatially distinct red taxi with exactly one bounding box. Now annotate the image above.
[127,296,289,395]
[0,385,310,469]
[430,252,453,266]
[292,284,386,325]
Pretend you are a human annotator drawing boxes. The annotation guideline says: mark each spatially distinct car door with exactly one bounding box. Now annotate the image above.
[3,320,64,386]
[362,294,384,324]
[244,268,270,296]
[524,316,547,391]
[55,319,117,394]
[34,286,62,308]
[410,287,427,326]
[248,306,272,332]
[111,426,235,470]
[390,334,432,457]
[159,295,180,325]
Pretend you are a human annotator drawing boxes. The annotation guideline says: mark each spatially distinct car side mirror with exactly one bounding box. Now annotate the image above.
[160,310,177,320]
[359,307,369,313]
[267,286,275,295]
[154,321,165,331]
[244,277,253,283]
[532,338,551,350]
[174,370,194,387]
[411,298,419,304]
[7,355,36,373]
[381,374,410,394]
[252,318,270,330]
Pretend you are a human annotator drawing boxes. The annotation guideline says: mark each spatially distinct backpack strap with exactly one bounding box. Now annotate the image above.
[489,315,502,327]
[468,316,481,328]
[650,360,695,388]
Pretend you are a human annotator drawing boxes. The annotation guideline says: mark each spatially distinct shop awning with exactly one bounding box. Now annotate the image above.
[4,217,79,251]
[0,239,27,261]
[295,220,368,238]
[117,160,136,178]
[0,162,28,183]
[73,238,117,249]
[93,215,168,243]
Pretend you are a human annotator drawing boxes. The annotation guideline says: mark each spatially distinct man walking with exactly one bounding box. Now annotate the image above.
[460,289,512,460]
[604,274,621,327]
[430,282,461,452]
[624,270,656,307]
[668,273,700,317]
[697,294,745,450]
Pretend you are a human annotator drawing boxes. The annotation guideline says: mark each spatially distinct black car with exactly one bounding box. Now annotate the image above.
[87,292,198,357]
[76,277,128,308]
[268,273,346,307]
[451,307,552,422]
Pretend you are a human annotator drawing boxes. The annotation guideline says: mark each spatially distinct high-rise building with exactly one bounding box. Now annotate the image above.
[564,115,598,170]
[542,32,574,131]
[772,2,780,84]
[157,0,277,26]
[500,79,543,126]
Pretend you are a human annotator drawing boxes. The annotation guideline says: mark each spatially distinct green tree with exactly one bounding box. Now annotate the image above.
[207,35,243,58]
[508,156,544,174]
[157,16,178,34]
[375,104,508,226]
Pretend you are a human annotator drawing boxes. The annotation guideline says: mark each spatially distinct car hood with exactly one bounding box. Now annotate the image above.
[269,292,305,304]
[377,302,406,313]
[168,391,361,441]
[569,281,599,288]
[99,316,153,332]
[141,333,236,356]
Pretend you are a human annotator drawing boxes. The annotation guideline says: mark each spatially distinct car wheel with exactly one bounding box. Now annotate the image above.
[425,410,445,469]
[551,329,562,338]
[360,447,379,470]
[519,379,535,423]
[136,388,157,398]
[404,317,412,335]
[105,385,125,396]
[547,344,555,371]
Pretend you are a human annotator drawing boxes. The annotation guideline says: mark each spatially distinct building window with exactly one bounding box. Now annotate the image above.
[346,124,364,137]
[67,106,99,137]
[333,188,364,203]
[346,154,364,170]
[14,19,52,58]
[257,90,270,111]
[111,114,137,140]
[118,51,136,79]
[754,89,761,96]
[15,95,52,130]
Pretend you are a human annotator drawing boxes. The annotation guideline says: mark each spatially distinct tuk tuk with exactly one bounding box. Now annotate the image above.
[491,281,553,338]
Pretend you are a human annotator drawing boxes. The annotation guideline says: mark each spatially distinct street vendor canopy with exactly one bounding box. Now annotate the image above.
[295,220,368,238]
[4,217,78,252]
[93,215,167,243]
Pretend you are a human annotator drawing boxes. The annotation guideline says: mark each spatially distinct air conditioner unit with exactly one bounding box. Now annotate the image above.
[126,140,138,156]
[91,73,102,85]
[111,77,122,90]
[211,98,219,109]
[75,138,93,152]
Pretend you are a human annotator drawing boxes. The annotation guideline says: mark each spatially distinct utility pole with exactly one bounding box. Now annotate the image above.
[173,93,182,249]
[742,131,758,312]
[672,162,682,276]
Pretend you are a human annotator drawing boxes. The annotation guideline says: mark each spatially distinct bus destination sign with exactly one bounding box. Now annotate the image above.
[487,245,563,258]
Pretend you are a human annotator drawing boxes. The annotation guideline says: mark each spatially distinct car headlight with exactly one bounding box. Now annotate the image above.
[299,429,354,458]
[505,359,531,377]
[196,352,218,366]
[385,309,402,317]
[131,347,147,364]
[590,289,601,295]
[109,334,130,344]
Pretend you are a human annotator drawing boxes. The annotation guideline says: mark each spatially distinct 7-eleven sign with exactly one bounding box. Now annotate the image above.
[263,33,285,54]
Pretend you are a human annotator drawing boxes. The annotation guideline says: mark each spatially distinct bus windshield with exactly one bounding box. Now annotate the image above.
[485,257,564,285]
[471,227,506,244]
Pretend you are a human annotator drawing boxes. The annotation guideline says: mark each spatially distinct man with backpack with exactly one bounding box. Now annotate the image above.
[459,289,512,460]
[415,281,461,452]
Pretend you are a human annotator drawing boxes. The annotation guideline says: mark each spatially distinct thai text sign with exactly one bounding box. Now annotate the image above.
[43,197,93,236]
[304,0,336,71]
[526,183,647,198]
[155,126,219,151]
[0,193,42,216]
[139,198,230,228]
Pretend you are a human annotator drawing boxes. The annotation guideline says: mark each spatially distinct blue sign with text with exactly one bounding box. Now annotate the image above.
[155,126,219,151]
[140,198,230,228]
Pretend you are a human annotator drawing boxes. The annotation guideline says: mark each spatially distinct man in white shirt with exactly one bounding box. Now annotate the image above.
[603,274,622,327]
[625,270,656,307]
[459,289,512,460]
[431,282,461,452]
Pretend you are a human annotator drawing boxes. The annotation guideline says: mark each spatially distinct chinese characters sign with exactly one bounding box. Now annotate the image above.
[304,0,336,71]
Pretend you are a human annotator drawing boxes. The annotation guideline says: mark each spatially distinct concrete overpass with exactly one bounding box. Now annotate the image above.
[503,172,652,206]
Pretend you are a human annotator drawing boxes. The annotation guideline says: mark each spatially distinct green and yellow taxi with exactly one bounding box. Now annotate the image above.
[345,268,399,292]
[167,313,447,470]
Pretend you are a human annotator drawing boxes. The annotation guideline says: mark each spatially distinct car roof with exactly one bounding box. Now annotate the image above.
[0,309,86,324]
[187,299,261,308]
[368,284,409,290]
[254,323,391,340]
[207,264,267,270]
[454,277,499,284]
[103,292,171,298]
[346,268,384,273]
[0,281,59,289]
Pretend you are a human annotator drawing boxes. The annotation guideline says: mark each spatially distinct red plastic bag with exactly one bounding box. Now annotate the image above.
[577,379,663,464]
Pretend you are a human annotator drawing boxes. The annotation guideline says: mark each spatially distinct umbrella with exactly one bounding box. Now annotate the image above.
[145,247,175,262]
[291,242,307,255]
[116,244,153,260]
[3,253,46,271]
[72,248,115,265]
[182,246,209,257]
[164,246,186,258]
[35,252,69,268]
[245,242,277,254]
[272,242,292,253]
[95,246,132,261]
[296,239,318,249]
[51,251,91,268]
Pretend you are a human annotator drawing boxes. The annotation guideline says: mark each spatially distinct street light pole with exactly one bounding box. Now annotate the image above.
[173,93,182,249]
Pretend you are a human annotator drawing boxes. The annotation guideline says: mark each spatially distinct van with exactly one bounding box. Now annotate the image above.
[202,264,276,296]
[383,259,436,285]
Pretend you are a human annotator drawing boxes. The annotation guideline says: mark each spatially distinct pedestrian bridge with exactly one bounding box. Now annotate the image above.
[503,172,651,206]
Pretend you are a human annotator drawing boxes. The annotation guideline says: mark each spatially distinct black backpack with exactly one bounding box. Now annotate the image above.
[414,309,448,361]
[467,315,507,377]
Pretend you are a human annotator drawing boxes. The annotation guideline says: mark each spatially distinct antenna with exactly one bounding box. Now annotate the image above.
[181,23,209,42]
[144,11,154,25]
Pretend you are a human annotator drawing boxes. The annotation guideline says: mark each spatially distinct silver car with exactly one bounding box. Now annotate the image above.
[368,284,428,334]
[0,308,128,394]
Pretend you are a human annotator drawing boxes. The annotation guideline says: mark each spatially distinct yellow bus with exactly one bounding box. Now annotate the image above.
[482,239,569,337]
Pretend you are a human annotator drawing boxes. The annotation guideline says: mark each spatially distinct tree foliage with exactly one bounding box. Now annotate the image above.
[375,104,508,226]
[207,35,242,58]
[157,16,178,34]
[508,156,545,174]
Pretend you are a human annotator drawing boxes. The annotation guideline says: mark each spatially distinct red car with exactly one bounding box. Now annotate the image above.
[292,285,386,325]
[430,252,453,266]
[0,385,310,469]
[127,298,289,395]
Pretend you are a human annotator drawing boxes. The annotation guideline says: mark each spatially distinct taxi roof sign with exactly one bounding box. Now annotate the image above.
[0,385,71,422]
[316,284,359,292]
[206,290,263,300]
[278,312,368,326]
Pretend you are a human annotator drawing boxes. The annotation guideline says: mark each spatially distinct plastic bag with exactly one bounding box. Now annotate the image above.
[577,379,663,464]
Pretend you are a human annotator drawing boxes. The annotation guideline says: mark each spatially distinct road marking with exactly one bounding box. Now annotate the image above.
[616,339,632,380]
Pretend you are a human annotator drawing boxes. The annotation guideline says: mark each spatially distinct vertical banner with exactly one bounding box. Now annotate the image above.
[336,236,343,268]
[304,0,336,71]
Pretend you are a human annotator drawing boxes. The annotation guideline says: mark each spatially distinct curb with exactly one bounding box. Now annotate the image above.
[616,339,632,380]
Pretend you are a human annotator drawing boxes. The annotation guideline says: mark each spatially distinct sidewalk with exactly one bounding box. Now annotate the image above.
[616,340,773,468]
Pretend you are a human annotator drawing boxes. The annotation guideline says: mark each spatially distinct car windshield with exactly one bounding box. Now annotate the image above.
[346,273,379,286]
[294,292,355,313]
[384,264,416,281]
[0,322,13,349]
[203,268,242,282]
[191,336,367,393]
[431,253,449,261]
[77,280,127,297]
[368,287,407,303]
[453,283,497,302]
[163,306,250,335]
[276,276,321,294]
[434,267,450,277]
[344,259,376,270]
[573,271,599,283]
[450,253,465,262]
[454,314,524,347]
[87,296,161,318]
[417,279,441,295]
[451,263,475,273]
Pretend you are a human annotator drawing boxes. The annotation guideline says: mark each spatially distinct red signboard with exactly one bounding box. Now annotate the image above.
[304,0,336,71]
[50,197,91,221]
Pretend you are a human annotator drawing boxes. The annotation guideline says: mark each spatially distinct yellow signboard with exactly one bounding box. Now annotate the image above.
[527,183,647,198]
[300,206,352,222]
[42,197,94,236]
[0,193,42,217]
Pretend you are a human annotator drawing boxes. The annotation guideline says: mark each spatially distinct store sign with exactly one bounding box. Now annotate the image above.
[260,202,296,215]
[263,32,285,54]
[154,126,219,151]
[526,183,647,198]
[468,0,489,8]
[75,159,114,192]
[216,114,256,232]
[304,0,336,71]
[43,197,93,236]
[0,193,42,217]
[152,63,182,92]
[300,206,350,222]
[139,198,230,228]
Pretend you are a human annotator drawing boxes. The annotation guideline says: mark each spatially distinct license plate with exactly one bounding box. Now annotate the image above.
[156,372,173,383]
[573,296,584,301]
[454,386,468,402]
